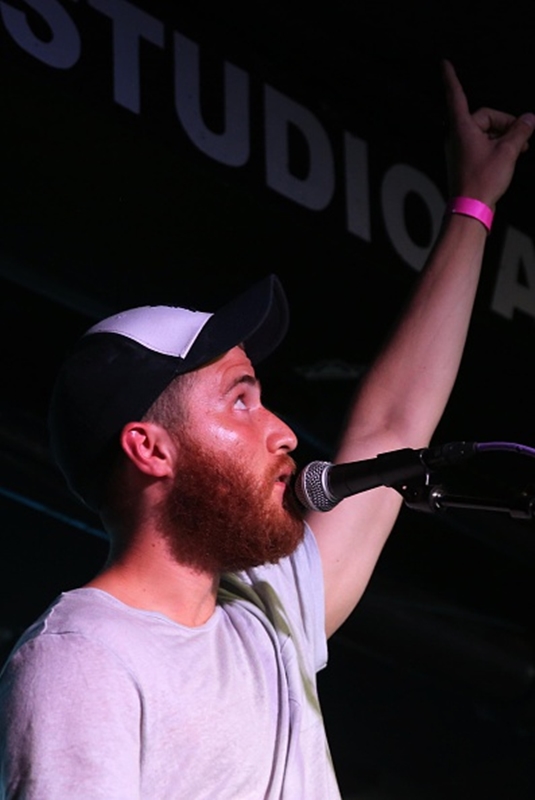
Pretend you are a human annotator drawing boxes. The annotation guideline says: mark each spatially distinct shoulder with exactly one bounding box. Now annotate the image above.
[0,589,170,693]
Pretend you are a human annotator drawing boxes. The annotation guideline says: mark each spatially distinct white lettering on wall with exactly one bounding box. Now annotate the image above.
[492,226,535,320]
[174,31,250,167]
[264,85,335,211]
[381,164,445,272]
[344,132,371,242]
[88,0,164,114]
[0,0,80,69]
[1,0,534,323]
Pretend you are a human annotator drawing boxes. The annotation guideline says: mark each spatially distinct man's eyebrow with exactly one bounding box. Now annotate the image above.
[225,374,261,394]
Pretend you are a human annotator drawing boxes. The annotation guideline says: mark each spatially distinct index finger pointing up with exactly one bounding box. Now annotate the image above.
[442,59,470,127]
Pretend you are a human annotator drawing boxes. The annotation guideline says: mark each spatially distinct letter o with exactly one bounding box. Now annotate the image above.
[381,164,444,271]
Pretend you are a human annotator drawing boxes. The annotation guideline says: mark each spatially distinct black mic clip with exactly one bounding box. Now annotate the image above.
[398,481,535,519]
[390,441,479,500]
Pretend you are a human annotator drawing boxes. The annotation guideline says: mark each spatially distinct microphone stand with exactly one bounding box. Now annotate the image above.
[397,480,535,520]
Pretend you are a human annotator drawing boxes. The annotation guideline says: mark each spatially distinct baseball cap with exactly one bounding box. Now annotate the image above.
[48,274,289,510]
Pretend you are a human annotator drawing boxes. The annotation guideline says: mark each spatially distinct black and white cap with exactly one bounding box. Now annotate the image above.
[48,274,289,510]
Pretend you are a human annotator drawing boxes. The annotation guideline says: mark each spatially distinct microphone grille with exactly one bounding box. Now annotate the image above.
[294,460,335,512]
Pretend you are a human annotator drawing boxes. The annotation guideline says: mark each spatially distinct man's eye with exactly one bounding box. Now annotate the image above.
[234,395,248,409]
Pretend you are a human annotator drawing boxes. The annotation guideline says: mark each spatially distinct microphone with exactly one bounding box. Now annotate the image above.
[293,441,477,512]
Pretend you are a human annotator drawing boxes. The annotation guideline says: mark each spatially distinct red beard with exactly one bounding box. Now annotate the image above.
[156,433,305,573]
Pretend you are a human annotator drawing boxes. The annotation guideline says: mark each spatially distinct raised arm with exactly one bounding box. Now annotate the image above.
[310,61,535,638]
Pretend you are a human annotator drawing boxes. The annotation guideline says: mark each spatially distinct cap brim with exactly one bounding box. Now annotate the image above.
[184,273,289,369]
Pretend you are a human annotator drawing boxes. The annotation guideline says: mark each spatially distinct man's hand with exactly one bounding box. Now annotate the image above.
[443,59,535,208]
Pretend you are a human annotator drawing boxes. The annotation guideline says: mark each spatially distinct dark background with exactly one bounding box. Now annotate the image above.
[2,3,535,798]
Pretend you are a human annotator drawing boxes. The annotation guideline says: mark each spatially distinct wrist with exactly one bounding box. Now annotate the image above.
[445,196,494,234]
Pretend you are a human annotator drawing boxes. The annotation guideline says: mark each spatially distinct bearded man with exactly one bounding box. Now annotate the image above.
[0,63,534,799]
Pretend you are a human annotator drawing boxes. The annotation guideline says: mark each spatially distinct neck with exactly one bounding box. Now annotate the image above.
[85,532,220,627]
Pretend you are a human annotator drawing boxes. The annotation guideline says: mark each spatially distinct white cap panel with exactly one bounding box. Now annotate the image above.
[86,306,213,358]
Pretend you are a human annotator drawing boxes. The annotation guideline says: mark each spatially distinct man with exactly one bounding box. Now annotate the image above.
[0,63,533,799]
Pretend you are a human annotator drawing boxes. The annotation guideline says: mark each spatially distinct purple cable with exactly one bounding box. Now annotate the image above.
[475,441,535,458]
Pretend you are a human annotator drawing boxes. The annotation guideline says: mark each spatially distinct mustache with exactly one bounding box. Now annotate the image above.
[268,454,297,483]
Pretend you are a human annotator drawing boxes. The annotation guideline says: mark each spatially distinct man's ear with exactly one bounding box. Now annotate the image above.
[119,421,176,478]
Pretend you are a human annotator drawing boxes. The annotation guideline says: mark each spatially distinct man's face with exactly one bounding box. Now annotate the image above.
[156,347,305,573]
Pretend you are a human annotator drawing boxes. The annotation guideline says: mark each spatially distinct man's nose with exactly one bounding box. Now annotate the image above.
[265,410,298,453]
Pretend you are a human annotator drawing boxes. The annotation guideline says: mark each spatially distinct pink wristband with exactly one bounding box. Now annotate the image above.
[446,197,494,233]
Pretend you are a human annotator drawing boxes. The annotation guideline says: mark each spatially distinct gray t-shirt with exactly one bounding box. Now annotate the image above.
[0,525,341,799]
